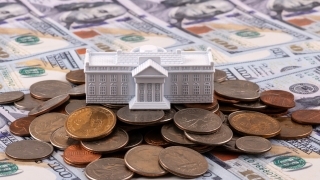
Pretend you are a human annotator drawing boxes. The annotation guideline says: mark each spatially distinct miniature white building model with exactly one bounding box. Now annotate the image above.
[84,45,215,109]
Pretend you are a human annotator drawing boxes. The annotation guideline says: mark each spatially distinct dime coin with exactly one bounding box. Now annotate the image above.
[65,106,116,141]
[124,145,167,177]
[85,158,134,180]
[64,144,101,165]
[221,135,243,153]
[0,91,24,104]
[184,99,218,111]
[28,94,70,116]
[144,128,169,146]
[68,84,86,96]
[14,94,43,110]
[5,140,53,161]
[161,123,195,146]
[158,109,176,123]
[30,80,72,100]
[235,136,272,154]
[159,146,208,178]
[215,81,260,101]
[66,69,85,84]
[174,108,222,134]
[276,117,312,140]
[50,126,79,150]
[260,90,295,109]
[81,128,129,153]
[233,100,267,110]
[9,116,35,137]
[123,131,143,150]
[291,110,320,124]
[117,106,164,125]
[214,69,227,82]
[214,93,239,104]
[228,111,281,138]
[29,113,67,142]
[65,100,86,114]
[185,125,233,146]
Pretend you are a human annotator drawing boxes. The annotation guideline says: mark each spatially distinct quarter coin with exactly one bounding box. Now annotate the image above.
[64,144,101,165]
[14,94,43,110]
[260,90,295,109]
[291,110,320,124]
[0,91,24,104]
[235,136,271,154]
[214,69,227,82]
[66,69,85,84]
[117,106,164,125]
[65,100,86,114]
[9,116,35,137]
[161,123,195,146]
[50,126,79,150]
[276,117,312,140]
[28,94,70,116]
[144,128,169,146]
[30,80,72,100]
[68,84,86,96]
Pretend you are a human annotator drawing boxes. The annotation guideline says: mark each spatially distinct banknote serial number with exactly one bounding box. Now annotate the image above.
[243,157,284,180]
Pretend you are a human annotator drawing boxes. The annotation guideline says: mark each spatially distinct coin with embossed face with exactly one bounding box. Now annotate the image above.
[65,100,87,114]
[30,80,72,100]
[85,158,134,180]
[124,145,167,177]
[65,106,116,141]
[68,84,86,96]
[144,128,169,146]
[260,90,295,109]
[174,108,222,134]
[235,136,271,154]
[161,123,195,146]
[214,69,227,82]
[9,116,35,137]
[14,94,43,110]
[117,106,164,125]
[0,91,24,104]
[159,146,208,178]
[66,69,85,84]
[29,113,67,142]
[50,126,79,150]
[291,110,320,124]
[5,140,54,161]
[64,144,101,165]
[28,94,70,116]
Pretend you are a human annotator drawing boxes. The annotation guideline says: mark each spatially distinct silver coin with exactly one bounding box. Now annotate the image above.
[123,131,143,150]
[218,80,260,91]
[28,94,70,116]
[29,113,67,142]
[235,136,272,154]
[81,128,129,153]
[5,140,53,161]
[65,100,86,114]
[14,94,44,111]
[68,84,86,96]
[233,100,267,110]
[85,158,134,180]
[30,80,72,100]
[117,106,164,125]
[161,123,195,146]
[158,109,176,123]
[185,125,233,146]
[50,126,79,150]
[0,91,24,104]
[214,69,227,82]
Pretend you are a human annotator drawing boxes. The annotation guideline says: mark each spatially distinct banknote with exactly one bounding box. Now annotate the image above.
[0,49,83,92]
[0,105,28,120]
[285,41,320,55]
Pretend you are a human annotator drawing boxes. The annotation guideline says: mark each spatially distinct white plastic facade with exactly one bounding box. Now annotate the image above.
[84,45,215,110]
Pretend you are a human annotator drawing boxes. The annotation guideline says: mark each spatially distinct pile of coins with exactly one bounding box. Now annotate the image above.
[1,69,318,179]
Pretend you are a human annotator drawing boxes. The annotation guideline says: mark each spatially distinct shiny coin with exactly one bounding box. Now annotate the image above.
[81,128,129,153]
[228,111,281,138]
[117,106,164,125]
[124,145,167,177]
[174,108,222,134]
[159,146,208,178]
[144,128,169,146]
[260,90,295,109]
[28,94,70,116]
[291,110,320,124]
[9,116,35,137]
[185,125,233,146]
[65,106,116,141]
[5,140,53,161]
[64,144,101,165]
[184,99,218,111]
[66,69,85,84]
[214,69,227,82]
[0,91,24,104]
[214,93,239,104]
[50,126,79,150]
[276,117,312,140]
[29,113,67,142]
[161,123,195,146]
[85,158,134,180]
[65,100,86,114]
[233,100,267,110]
[221,135,243,153]
[235,136,271,154]
[158,109,176,124]
[123,131,143,150]
[14,94,43,110]
[68,84,86,96]
[30,80,72,100]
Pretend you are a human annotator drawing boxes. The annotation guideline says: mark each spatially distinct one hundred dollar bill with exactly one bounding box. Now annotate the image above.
[285,41,320,55]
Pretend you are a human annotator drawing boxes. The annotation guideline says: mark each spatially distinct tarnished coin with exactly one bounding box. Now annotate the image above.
[64,144,101,165]
[144,128,169,146]
[260,90,295,109]
[185,125,233,146]
[174,108,222,134]
[291,110,320,124]
[50,126,79,150]
[233,100,267,110]
[66,69,85,84]
[28,94,70,116]
[29,113,67,142]
[14,94,43,110]
[85,158,134,180]
[124,145,167,177]
[214,69,227,82]
[30,80,72,100]
[184,99,218,111]
[65,106,116,141]
[5,140,53,161]
[9,116,35,137]
[68,84,86,96]
[117,106,164,125]
[215,81,260,101]
[221,135,243,153]
[159,146,208,178]
[81,128,129,153]
[276,117,312,140]
[0,91,24,104]
[65,100,86,114]
[235,136,271,154]
[158,109,176,123]
[161,123,195,146]
[215,93,239,104]
[123,131,143,150]
[228,111,281,138]
[191,145,215,154]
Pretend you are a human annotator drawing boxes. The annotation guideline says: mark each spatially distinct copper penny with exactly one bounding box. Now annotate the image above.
[64,157,87,168]
[64,144,101,165]
[228,111,281,138]
[117,106,164,125]
[184,99,218,111]
[30,80,72,100]
[123,131,143,150]
[124,145,167,177]
[214,93,239,104]
[159,146,208,178]
[144,128,169,146]
[50,126,79,150]
[214,69,227,82]
[235,136,271,154]
[161,123,195,146]
[0,91,24,104]
[66,69,85,84]
[14,94,43,111]
[65,100,86,114]
[28,94,70,116]
[191,145,215,154]
[275,117,312,140]
[260,90,295,109]
[291,110,320,124]
[9,116,35,136]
